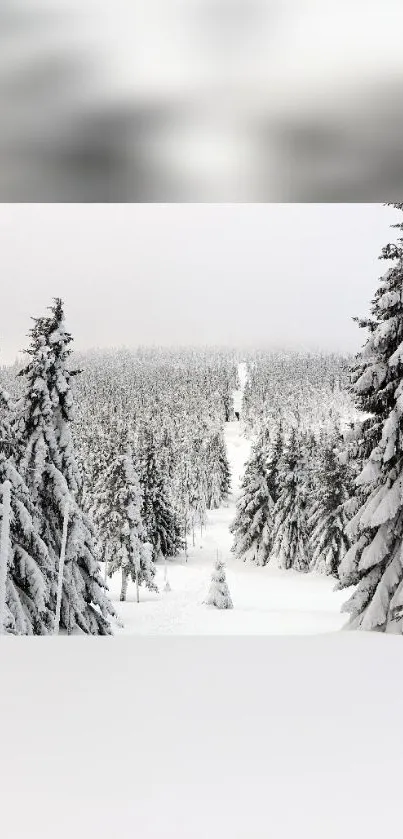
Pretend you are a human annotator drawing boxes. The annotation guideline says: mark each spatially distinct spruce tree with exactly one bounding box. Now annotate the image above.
[175,435,193,557]
[309,434,352,576]
[204,557,233,609]
[230,433,274,565]
[271,427,310,572]
[206,430,231,509]
[188,446,208,540]
[100,443,157,601]
[139,426,183,560]
[0,388,52,634]
[207,467,223,510]
[338,204,403,631]
[217,431,231,502]
[16,299,116,634]
[266,422,284,503]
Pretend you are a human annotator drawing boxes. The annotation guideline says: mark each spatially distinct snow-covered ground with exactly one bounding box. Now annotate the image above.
[108,361,349,635]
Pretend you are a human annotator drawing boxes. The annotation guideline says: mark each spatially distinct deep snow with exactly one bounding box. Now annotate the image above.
[108,361,349,635]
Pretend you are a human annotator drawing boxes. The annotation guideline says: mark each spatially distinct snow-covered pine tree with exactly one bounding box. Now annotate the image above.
[206,429,231,509]
[139,425,183,560]
[231,432,274,565]
[175,432,193,559]
[16,298,116,634]
[265,422,284,504]
[100,442,157,601]
[159,424,176,484]
[302,430,320,499]
[0,388,52,634]
[309,431,352,576]
[271,427,310,572]
[188,442,208,541]
[217,430,231,503]
[338,203,403,631]
[204,556,233,609]
[207,464,223,511]
[299,429,321,543]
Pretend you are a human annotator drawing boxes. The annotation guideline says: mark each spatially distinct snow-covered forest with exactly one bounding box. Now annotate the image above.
[1,203,403,635]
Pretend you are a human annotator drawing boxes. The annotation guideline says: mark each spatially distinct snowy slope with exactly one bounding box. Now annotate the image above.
[108,362,349,635]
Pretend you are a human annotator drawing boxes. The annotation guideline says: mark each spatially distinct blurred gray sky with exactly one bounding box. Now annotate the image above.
[2,2,403,201]
[0,203,399,364]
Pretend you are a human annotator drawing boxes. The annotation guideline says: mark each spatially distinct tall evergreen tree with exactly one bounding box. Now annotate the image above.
[139,426,183,560]
[206,429,231,509]
[265,422,284,503]
[0,387,52,634]
[231,433,274,565]
[16,299,116,634]
[309,434,352,576]
[188,443,208,540]
[338,204,403,631]
[99,444,157,601]
[217,431,231,502]
[271,427,310,571]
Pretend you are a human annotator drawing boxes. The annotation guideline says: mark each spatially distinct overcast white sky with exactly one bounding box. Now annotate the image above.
[37,0,403,98]
[0,203,399,364]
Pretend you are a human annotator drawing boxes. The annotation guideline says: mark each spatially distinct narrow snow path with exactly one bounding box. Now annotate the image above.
[110,361,348,635]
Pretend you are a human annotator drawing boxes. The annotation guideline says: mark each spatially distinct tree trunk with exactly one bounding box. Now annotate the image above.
[120,566,128,601]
